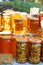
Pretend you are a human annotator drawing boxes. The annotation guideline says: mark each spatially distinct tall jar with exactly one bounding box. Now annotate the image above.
[3,13,11,32]
[29,37,41,64]
[0,31,14,64]
[16,36,28,63]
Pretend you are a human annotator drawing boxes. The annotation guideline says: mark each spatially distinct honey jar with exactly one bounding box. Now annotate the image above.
[3,13,11,32]
[0,31,14,64]
[11,12,23,34]
[14,18,23,34]
[27,16,39,34]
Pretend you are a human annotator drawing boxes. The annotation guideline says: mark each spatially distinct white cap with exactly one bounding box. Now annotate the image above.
[0,31,11,34]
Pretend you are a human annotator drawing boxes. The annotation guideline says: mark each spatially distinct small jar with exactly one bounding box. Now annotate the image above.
[16,36,28,63]
[29,37,41,64]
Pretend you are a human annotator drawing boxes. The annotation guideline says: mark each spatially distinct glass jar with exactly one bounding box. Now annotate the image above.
[0,32,14,64]
[3,13,11,32]
[11,12,23,34]
[1,32,12,54]
[29,37,41,64]
[14,18,23,34]
[1,32,16,58]
[16,36,28,63]
[27,16,39,34]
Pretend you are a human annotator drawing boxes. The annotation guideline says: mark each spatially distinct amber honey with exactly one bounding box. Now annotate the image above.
[11,12,23,34]
[27,17,39,34]
[14,18,23,34]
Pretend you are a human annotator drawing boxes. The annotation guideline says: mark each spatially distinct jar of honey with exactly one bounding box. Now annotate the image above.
[3,13,11,32]
[14,18,23,34]
[1,31,12,54]
[27,16,39,34]
[29,37,41,64]
[0,32,14,64]
[16,36,28,63]
[11,12,23,34]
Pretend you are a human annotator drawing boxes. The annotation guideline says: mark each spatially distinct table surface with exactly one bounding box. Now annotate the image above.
[1,60,43,65]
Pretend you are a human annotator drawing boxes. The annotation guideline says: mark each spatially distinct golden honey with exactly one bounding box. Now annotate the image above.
[11,12,23,34]
[3,13,11,32]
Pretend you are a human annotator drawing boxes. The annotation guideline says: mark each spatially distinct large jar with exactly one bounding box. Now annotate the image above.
[16,36,28,63]
[29,37,41,64]
[1,31,16,58]
[0,31,14,64]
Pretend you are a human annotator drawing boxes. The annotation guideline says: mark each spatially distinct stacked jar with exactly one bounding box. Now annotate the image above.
[16,36,28,63]
[28,37,41,64]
